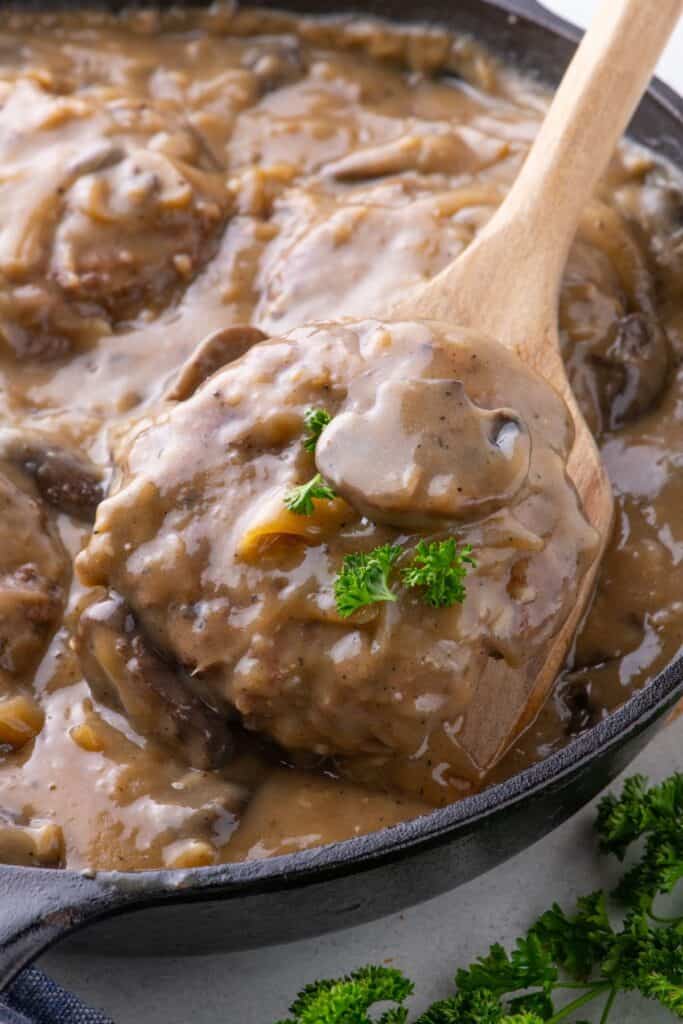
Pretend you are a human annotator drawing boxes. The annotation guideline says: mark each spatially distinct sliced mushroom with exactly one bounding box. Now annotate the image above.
[323,129,507,182]
[0,565,64,679]
[166,325,268,401]
[0,471,68,679]
[66,141,125,178]
[241,36,307,93]
[588,313,672,429]
[0,427,104,520]
[316,377,531,528]
[76,594,234,770]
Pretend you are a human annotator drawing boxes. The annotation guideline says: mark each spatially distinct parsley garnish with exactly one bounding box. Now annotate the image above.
[275,772,683,1024]
[282,410,336,516]
[334,543,401,618]
[333,539,476,617]
[402,539,476,608]
[284,473,337,516]
[303,407,332,453]
[274,966,413,1024]
[597,772,683,915]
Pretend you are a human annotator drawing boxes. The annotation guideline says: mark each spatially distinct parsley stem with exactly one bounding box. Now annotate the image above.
[599,987,617,1024]
[548,982,611,1023]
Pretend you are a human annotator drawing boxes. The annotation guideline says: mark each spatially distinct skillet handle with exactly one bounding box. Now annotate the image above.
[0,866,122,990]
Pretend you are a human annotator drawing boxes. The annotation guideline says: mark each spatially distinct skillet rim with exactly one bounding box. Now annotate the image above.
[4,0,683,901]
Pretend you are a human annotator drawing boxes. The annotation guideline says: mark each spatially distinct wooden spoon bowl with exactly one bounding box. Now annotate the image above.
[392,0,681,738]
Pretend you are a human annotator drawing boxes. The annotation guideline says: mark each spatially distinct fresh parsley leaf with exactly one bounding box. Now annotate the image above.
[597,774,683,913]
[601,911,683,1015]
[531,893,614,980]
[303,408,333,453]
[285,966,413,1024]
[414,989,503,1023]
[334,543,401,618]
[402,539,476,608]
[597,775,652,858]
[379,1009,410,1024]
[457,935,557,997]
[615,839,683,914]
[639,968,683,1018]
[506,991,555,1019]
[284,473,336,515]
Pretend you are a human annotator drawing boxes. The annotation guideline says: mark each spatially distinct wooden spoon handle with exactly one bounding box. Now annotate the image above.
[501,0,682,305]
[396,0,681,362]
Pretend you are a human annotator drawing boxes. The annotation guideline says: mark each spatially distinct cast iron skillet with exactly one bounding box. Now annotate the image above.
[1,0,682,990]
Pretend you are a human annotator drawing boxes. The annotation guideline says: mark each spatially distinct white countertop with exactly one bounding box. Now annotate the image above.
[40,4,683,1021]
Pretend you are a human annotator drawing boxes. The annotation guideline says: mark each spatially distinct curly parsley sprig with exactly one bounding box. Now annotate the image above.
[402,539,476,608]
[284,473,337,516]
[274,966,413,1024]
[283,409,336,515]
[302,407,332,453]
[334,544,402,618]
[275,773,683,1024]
[334,538,476,618]
[597,772,683,917]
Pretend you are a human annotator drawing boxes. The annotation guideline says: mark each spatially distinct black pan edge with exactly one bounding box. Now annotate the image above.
[0,0,682,963]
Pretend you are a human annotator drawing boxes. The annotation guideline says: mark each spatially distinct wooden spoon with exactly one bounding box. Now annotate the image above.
[393,0,681,742]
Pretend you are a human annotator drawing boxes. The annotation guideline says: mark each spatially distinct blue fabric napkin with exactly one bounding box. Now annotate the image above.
[0,967,113,1024]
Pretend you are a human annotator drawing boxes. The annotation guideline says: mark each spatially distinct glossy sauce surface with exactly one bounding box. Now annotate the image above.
[76,319,595,807]
[0,5,681,871]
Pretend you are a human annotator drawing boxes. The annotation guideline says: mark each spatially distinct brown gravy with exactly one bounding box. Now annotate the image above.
[0,5,681,871]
